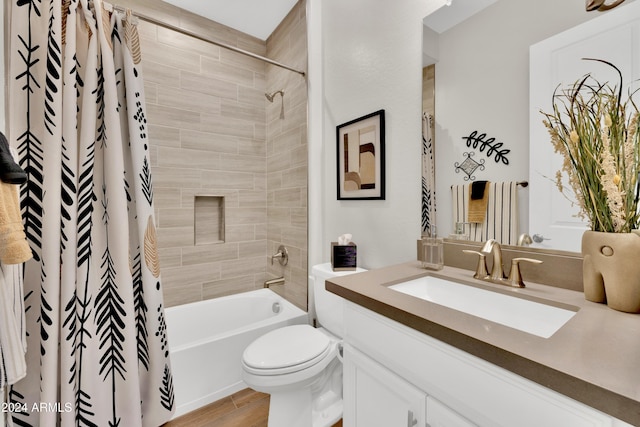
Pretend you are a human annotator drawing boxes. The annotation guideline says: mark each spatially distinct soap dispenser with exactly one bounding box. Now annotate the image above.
[421,226,444,270]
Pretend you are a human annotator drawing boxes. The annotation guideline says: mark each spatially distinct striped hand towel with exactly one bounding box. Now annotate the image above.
[452,181,519,245]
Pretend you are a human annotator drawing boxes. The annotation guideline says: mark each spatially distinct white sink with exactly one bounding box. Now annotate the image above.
[389,276,577,338]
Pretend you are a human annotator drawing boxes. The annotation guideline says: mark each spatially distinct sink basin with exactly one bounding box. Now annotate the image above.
[389,276,577,338]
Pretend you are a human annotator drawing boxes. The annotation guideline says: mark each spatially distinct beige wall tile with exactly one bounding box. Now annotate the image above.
[221,256,266,279]
[162,262,222,287]
[149,125,181,148]
[180,71,239,101]
[156,226,195,249]
[141,60,181,88]
[163,283,202,308]
[202,275,258,300]
[158,207,194,228]
[182,244,239,266]
[181,130,238,153]
[141,39,201,73]
[158,247,182,269]
[240,240,268,258]
[157,146,221,170]
[153,167,203,188]
[146,103,201,129]
[201,56,257,88]
[200,112,257,139]
[201,170,256,190]
[157,85,222,115]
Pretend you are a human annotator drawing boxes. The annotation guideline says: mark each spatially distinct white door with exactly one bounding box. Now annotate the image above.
[529,1,640,252]
[343,345,427,427]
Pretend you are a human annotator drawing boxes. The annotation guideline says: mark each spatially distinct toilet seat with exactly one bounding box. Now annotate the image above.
[242,324,333,376]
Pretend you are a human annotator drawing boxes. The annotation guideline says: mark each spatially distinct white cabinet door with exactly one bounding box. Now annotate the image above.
[529,0,640,252]
[343,344,426,427]
[427,396,476,427]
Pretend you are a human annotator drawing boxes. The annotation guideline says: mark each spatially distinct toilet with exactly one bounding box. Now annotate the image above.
[241,263,366,427]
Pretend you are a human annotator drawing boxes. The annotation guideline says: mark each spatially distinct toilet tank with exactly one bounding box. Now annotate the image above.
[312,263,367,338]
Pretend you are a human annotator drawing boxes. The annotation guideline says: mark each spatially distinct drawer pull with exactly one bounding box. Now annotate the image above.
[407,410,418,427]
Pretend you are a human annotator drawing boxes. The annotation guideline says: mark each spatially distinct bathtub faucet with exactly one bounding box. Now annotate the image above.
[264,277,285,288]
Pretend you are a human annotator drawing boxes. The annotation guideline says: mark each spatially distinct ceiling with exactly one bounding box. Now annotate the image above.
[423,0,498,33]
[161,0,496,42]
[162,0,299,40]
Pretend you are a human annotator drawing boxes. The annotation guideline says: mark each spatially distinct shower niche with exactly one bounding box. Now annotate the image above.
[194,195,225,245]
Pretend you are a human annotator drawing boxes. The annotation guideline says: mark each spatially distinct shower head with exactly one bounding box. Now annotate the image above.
[265,90,286,120]
[265,90,284,102]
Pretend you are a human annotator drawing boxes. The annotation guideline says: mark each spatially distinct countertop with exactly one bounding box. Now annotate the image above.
[326,261,640,426]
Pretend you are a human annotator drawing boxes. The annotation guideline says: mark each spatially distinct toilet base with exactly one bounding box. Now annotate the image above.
[268,389,312,427]
[268,389,342,427]
[263,358,343,427]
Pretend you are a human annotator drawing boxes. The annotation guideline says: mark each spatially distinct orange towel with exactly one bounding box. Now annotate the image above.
[0,182,32,264]
[468,181,489,223]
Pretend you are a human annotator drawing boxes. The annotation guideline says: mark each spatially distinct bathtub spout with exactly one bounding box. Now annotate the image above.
[264,277,285,288]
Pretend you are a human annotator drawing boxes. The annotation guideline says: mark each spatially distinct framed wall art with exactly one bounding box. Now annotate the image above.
[336,109,385,200]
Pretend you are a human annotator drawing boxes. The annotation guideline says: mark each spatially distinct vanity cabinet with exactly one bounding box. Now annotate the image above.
[344,344,477,427]
[343,345,427,427]
[342,300,631,427]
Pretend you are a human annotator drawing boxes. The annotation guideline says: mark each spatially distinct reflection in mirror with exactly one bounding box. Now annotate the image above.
[421,0,615,253]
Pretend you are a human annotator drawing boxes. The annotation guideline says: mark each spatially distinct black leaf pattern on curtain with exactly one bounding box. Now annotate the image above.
[16,0,44,262]
[159,364,174,411]
[62,293,77,360]
[76,142,96,267]
[139,156,153,206]
[44,1,61,135]
[8,387,30,426]
[124,176,132,203]
[96,67,107,149]
[96,244,127,426]
[75,135,97,427]
[39,264,52,357]
[96,185,128,426]
[61,143,77,249]
[422,175,430,233]
[132,250,150,370]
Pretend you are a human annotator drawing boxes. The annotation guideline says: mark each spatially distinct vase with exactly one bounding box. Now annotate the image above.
[582,230,640,313]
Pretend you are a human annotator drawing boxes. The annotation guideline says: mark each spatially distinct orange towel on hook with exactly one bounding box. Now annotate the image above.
[0,182,32,264]
[468,181,489,223]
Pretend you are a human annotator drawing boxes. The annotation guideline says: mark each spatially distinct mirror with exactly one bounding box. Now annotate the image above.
[422,0,607,253]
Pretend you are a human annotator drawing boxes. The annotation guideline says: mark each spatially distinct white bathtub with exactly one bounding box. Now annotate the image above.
[165,288,308,418]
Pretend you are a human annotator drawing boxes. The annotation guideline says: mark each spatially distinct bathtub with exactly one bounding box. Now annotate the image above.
[165,288,308,418]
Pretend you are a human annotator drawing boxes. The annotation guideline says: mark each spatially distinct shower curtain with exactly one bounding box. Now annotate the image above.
[8,0,174,425]
[422,112,436,235]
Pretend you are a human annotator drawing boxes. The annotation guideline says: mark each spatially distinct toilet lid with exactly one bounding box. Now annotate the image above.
[243,324,331,373]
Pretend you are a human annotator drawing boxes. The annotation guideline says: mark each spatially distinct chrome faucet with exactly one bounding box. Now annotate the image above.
[464,239,543,288]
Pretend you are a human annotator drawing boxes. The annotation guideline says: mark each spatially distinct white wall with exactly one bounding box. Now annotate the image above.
[433,0,598,238]
[314,0,448,269]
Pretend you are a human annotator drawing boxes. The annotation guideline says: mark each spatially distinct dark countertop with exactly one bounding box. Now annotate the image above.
[326,261,640,426]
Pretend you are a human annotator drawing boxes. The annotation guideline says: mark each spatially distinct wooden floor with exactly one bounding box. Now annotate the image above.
[162,388,343,427]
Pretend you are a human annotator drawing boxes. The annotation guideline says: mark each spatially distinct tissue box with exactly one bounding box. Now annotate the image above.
[331,242,357,271]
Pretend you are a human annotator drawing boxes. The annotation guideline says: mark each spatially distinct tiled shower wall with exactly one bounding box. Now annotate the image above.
[265,2,309,309]
[117,0,308,309]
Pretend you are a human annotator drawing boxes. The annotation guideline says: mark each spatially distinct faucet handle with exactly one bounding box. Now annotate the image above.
[271,245,289,266]
[462,250,489,280]
[507,257,543,288]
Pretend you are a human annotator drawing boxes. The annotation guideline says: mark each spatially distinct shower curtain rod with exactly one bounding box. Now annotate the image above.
[109,3,306,77]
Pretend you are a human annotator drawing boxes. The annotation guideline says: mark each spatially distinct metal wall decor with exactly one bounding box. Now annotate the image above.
[454,152,485,181]
[461,130,510,165]
[586,0,625,12]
